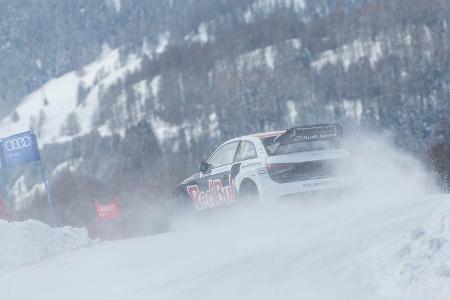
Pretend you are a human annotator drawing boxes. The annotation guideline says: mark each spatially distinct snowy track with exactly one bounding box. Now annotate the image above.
[1,194,449,300]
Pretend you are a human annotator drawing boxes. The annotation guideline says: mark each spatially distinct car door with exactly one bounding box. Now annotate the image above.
[232,140,261,187]
[187,141,240,210]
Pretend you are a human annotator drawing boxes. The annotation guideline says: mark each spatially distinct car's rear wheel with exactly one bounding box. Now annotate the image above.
[239,180,259,203]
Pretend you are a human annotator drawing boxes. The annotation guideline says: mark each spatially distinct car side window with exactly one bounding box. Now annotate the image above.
[208,142,240,168]
[235,141,257,162]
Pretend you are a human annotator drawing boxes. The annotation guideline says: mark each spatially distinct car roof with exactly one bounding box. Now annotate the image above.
[222,131,286,145]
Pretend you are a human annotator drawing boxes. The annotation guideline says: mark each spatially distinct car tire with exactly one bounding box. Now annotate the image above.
[239,180,259,203]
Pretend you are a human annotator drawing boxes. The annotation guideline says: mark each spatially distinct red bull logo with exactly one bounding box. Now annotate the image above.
[187,176,236,210]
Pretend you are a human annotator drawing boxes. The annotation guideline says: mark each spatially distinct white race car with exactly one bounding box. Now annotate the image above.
[175,124,353,210]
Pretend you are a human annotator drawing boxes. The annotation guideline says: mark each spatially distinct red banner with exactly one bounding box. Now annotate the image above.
[95,200,120,221]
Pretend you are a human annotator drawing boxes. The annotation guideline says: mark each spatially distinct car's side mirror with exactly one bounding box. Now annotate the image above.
[199,161,210,173]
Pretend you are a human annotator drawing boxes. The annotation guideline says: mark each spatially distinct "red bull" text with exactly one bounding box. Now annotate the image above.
[186,176,236,210]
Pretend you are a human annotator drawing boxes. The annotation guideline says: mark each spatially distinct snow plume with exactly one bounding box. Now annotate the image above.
[341,133,436,206]
[175,132,436,229]
[164,131,442,299]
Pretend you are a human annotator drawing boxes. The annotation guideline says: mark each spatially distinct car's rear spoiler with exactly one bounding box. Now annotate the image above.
[274,124,343,145]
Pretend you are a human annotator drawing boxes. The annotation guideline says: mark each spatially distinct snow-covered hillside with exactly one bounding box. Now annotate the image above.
[0,48,142,145]
[0,194,449,300]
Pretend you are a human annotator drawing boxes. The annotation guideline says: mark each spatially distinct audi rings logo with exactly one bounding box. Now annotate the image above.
[4,137,32,152]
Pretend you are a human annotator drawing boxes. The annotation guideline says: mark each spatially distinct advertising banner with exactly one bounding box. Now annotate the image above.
[0,130,57,226]
[95,200,121,221]
[0,131,40,168]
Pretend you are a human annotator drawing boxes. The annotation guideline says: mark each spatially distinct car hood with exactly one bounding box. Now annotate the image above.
[180,172,200,185]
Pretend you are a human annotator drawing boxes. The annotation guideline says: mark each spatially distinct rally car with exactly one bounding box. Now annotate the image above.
[175,124,353,211]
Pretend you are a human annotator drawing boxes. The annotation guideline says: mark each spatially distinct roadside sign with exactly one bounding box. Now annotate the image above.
[0,130,58,226]
[0,131,40,168]
[94,199,124,240]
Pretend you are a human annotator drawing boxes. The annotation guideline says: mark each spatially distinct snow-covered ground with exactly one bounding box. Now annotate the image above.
[0,194,449,300]
[0,136,448,299]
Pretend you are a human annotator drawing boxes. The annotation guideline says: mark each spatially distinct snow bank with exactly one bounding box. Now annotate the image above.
[0,220,93,273]
[373,195,450,299]
[0,196,448,300]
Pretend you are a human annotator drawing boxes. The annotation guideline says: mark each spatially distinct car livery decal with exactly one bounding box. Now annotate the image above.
[240,161,262,169]
[186,176,236,210]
